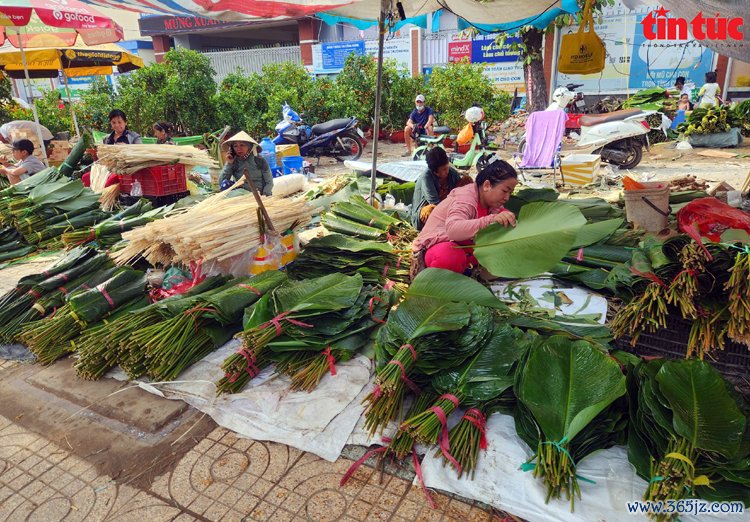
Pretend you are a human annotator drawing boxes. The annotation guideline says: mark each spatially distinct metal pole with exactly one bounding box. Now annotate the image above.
[15,29,49,166]
[369,0,388,206]
[62,71,81,138]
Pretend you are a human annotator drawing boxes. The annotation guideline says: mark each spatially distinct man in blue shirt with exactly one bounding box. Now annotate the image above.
[404,94,435,157]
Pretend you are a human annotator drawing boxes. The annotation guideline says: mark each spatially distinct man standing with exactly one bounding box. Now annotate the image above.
[403,94,435,157]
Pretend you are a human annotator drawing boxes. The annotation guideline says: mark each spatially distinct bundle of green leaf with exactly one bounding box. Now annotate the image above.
[626,358,750,518]
[20,267,147,365]
[611,236,742,358]
[217,273,365,395]
[620,87,672,112]
[288,233,409,288]
[514,336,626,509]
[505,188,624,222]
[376,181,415,205]
[732,99,750,137]
[73,274,230,380]
[0,249,111,336]
[0,167,61,204]
[0,226,35,261]
[676,105,741,136]
[401,322,529,478]
[61,199,170,248]
[321,195,416,249]
[363,295,494,436]
[258,283,395,392]
[132,271,288,382]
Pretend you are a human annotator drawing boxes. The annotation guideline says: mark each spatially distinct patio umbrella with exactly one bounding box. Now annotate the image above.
[0,0,124,162]
[0,42,144,136]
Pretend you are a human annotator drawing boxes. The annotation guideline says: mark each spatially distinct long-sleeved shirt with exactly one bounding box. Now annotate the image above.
[104,128,142,144]
[219,154,273,196]
[410,166,462,230]
[412,182,504,253]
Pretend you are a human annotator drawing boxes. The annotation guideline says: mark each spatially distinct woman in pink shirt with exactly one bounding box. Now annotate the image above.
[411,158,518,278]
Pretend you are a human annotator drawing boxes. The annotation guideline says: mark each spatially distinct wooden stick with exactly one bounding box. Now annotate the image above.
[243,167,276,233]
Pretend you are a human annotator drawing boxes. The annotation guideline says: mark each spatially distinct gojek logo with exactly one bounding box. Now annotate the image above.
[641,7,744,41]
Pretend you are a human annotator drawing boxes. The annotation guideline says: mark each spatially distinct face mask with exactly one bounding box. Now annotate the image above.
[416,105,425,112]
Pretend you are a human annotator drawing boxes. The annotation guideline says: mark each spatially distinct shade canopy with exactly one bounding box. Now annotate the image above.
[0,42,144,79]
[76,0,577,26]
[0,0,124,48]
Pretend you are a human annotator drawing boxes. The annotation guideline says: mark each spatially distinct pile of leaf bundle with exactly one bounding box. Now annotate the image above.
[620,87,675,113]
[73,274,231,380]
[218,272,384,394]
[288,233,409,289]
[731,99,750,137]
[129,271,288,381]
[0,249,115,343]
[514,336,627,509]
[610,235,750,358]
[61,199,171,249]
[676,105,741,136]
[376,181,415,205]
[321,195,416,249]
[626,357,750,517]
[20,267,148,365]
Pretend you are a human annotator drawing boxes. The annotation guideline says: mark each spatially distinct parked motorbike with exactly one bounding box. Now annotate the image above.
[272,104,365,161]
[547,83,587,135]
[520,86,652,169]
[412,106,496,171]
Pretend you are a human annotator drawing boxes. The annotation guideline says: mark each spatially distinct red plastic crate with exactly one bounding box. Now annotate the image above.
[119,164,187,196]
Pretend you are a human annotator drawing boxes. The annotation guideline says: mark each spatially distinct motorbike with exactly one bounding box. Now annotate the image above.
[546,83,587,136]
[520,86,652,169]
[272,104,365,162]
[412,106,496,171]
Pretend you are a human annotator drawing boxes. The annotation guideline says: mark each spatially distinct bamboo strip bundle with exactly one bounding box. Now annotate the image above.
[96,144,217,174]
[111,186,311,268]
[98,184,120,212]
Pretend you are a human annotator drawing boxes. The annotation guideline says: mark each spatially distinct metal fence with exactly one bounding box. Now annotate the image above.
[422,31,455,67]
[202,46,302,83]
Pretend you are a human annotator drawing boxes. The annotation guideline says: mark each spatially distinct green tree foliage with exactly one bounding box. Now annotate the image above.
[213,71,267,137]
[10,89,73,135]
[75,77,115,132]
[0,75,16,124]
[426,60,511,129]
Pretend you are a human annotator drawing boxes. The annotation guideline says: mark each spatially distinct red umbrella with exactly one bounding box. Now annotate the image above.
[0,0,124,160]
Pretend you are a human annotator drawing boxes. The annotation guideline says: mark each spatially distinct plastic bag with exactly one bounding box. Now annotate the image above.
[456,123,474,145]
[677,197,750,242]
[557,0,606,75]
[249,233,285,275]
[131,179,143,197]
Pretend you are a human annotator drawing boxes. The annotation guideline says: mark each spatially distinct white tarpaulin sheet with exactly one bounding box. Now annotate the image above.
[109,339,372,462]
[421,414,747,522]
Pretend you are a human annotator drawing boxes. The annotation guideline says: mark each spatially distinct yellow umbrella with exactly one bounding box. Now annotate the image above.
[0,42,143,137]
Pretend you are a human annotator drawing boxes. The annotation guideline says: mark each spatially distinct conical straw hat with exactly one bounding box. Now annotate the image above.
[222,131,259,150]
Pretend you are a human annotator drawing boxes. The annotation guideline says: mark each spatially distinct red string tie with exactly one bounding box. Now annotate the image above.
[382,264,390,277]
[322,346,336,376]
[576,248,584,262]
[384,279,395,290]
[411,449,436,509]
[95,283,115,308]
[431,394,462,474]
[463,408,488,450]
[27,289,41,298]
[228,349,260,383]
[260,311,314,337]
[400,343,417,361]
[340,437,391,487]
[238,284,262,296]
[387,359,420,394]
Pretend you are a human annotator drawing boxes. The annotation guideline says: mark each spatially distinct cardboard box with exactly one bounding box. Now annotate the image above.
[48,140,72,162]
[561,154,601,186]
[276,144,301,166]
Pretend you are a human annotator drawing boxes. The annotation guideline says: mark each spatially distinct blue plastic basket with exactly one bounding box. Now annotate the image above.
[282,156,304,175]
[271,166,284,178]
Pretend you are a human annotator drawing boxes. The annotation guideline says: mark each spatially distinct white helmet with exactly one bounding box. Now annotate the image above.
[551,86,575,109]
[465,106,484,123]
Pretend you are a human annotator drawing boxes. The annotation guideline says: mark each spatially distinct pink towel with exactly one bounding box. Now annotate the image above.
[520,110,566,168]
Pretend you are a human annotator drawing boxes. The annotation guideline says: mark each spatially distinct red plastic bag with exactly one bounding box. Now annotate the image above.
[677,198,750,242]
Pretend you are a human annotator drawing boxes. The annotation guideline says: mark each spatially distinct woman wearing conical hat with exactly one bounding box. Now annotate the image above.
[218,131,273,196]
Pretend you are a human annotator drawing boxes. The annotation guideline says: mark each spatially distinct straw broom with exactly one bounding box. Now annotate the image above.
[98,184,120,212]
[111,178,311,267]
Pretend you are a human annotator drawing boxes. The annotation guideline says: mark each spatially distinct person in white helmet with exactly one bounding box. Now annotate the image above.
[403,94,435,157]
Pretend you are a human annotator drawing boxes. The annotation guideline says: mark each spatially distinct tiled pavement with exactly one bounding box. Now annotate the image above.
[0,413,496,521]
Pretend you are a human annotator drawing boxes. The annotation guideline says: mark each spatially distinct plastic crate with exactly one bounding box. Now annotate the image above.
[615,313,750,379]
[119,164,187,196]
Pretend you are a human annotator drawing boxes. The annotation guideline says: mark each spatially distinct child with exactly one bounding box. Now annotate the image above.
[0,139,45,185]
[698,71,722,108]
[677,93,691,111]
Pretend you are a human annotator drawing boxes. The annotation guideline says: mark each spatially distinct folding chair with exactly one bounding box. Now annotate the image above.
[512,109,567,185]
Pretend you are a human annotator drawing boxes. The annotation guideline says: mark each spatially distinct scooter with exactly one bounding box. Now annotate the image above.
[412,107,496,170]
[520,86,652,169]
[273,104,366,162]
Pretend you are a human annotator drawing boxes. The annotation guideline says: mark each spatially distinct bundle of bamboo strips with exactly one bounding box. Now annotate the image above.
[111,181,311,268]
[96,144,217,174]
[89,164,111,193]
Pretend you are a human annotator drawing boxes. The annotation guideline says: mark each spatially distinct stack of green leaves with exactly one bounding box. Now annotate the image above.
[20,267,147,365]
[218,273,364,395]
[73,274,230,380]
[626,358,750,514]
[61,199,158,247]
[620,87,673,112]
[514,335,626,509]
[140,271,288,382]
[260,283,395,392]
[321,195,416,249]
[288,234,409,287]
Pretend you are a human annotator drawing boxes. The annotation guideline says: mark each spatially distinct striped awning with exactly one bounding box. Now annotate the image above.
[76,0,578,25]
